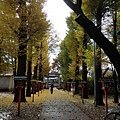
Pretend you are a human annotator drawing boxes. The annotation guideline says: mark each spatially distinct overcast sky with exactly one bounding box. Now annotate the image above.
[44,0,72,40]
[43,0,72,63]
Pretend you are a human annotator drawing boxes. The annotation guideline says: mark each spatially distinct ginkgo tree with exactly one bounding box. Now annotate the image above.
[63,0,120,105]
[63,0,120,79]
[58,12,84,94]
[0,0,50,102]
[58,40,71,81]
[0,2,18,73]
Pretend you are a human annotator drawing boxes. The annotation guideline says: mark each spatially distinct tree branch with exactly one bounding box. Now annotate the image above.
[77,0,82,14]
[63,0,83,15]
[63,0,77,13]
[63,0,120,78]
[75,14,120,76]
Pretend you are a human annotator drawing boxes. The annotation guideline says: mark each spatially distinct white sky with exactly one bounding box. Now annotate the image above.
[44,0,72,40]
[43,0,72,63]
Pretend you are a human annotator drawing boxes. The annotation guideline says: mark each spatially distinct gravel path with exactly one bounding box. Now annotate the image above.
[0,89,119,120]
[39,88,91,120]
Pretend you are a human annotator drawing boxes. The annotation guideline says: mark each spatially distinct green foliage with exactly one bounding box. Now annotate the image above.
[58,40,71,81]
[58,12,84,81]
[60,0,120,82]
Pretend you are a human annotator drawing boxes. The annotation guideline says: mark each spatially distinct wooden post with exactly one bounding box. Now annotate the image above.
[16,86,23,116]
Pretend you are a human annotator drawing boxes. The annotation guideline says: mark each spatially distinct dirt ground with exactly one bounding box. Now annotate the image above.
[61,90,120,120]
[0,89,120,120]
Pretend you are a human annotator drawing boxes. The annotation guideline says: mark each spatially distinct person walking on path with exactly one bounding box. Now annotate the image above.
[50,83,54,94]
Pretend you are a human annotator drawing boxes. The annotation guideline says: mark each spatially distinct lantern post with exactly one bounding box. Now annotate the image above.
[14,76,27,116]
[100,78,112,113]
[80,80,87,104]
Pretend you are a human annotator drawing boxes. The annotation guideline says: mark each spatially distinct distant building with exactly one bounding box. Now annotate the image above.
[44,73,62,88]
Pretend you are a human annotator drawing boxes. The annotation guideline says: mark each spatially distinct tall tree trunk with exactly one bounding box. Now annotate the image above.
[13,57,17,76]
[13,0,27,102]
[33,63,38,79]
[39,62,43,80]
[13,45,27,102]
[17,45,27,76]
[39,42,43,81]
[75,62,79,94]
[95,9,104,105]
[82,32,88,98]
[26,58,32,97]
[26,40,32,97]
[113,10,119,103]
[113,70,119,103]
